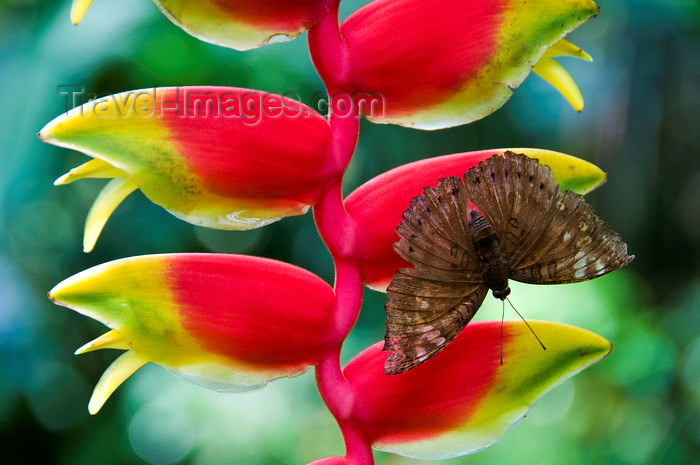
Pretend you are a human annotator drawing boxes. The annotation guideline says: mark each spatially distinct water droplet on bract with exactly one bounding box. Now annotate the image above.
[266,34,291,45]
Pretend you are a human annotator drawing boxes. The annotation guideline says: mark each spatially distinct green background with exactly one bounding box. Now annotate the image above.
[1,0,699,464]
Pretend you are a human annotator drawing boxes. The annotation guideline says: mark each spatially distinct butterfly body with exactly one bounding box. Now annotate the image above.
[383,152,634,375]
[468,209,511,300]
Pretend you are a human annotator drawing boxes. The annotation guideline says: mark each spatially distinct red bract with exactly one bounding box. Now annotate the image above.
[161,87,336,201]
[71,0,341,50]
[345,321,612,459]
[41,87,337,251]
[152,0,341,49]
[343,0,503,113]
[49,253,339,414]
[169,254,338,365]
[341,0,599,128]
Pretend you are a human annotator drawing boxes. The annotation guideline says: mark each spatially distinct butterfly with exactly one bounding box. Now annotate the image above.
[383,151,634,375]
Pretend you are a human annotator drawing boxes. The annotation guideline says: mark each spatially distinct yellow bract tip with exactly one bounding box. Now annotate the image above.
[532,57,585,112]
[75,329,129,354]
[55,158,127,186]
[545,38,593,62]
[532,39,593,112]
[83,177,138,253]
[88,350,147,415]
[70,0,94,25]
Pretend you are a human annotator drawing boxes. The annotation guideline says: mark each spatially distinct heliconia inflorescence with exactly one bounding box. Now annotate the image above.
[44,1,619,464]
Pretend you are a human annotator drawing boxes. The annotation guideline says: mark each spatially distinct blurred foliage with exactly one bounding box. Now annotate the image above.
[1,0,700,464]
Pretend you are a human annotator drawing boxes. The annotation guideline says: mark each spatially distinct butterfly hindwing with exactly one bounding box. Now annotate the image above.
[384,268,489,375]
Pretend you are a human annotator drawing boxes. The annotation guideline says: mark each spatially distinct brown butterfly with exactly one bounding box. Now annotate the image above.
[383,151,633,375]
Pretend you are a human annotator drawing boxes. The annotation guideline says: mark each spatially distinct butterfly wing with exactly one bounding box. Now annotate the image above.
[393,175,482,274]
[462,152,633,284]
[508,188,634,283]
[385,175,488,374]
[384,268,489,375]
[462,152,560,260]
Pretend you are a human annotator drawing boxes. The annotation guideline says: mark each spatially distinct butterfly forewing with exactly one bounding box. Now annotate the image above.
[394,176,481,274]
[462,152,560,262]
[509,188,634,283]
[384,268,489,374]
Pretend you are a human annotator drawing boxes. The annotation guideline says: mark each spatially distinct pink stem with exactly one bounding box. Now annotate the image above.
[313,182,370,465]
[309,2,359,173]
[308,2,351,93]
[315,349,373,465]
[308,4,373,465]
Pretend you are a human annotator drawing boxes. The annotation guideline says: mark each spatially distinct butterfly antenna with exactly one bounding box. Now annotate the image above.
[500,300,505,365]
[505,297,547,351]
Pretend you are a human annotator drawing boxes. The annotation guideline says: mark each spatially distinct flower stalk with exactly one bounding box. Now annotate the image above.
[308,5,371,463]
